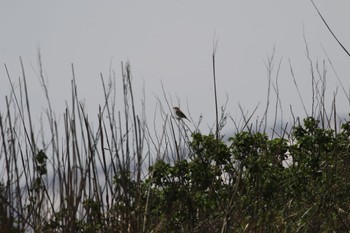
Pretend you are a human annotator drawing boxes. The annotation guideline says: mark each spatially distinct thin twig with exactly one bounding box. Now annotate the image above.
[310,0,350,57]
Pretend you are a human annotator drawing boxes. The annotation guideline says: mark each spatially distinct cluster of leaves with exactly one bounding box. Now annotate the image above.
[144,134,232,232]
[143,117,350,232]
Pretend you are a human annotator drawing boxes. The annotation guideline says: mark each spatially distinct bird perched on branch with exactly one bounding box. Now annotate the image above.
[173,107,190,121]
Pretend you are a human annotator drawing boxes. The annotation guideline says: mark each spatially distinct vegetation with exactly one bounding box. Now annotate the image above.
[144,116,350,232]
[1,53,350,233]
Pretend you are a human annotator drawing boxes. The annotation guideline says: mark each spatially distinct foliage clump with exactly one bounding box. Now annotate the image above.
[144,116,350,232]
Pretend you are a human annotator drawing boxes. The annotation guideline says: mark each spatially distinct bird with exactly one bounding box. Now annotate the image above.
[173,107,190,121]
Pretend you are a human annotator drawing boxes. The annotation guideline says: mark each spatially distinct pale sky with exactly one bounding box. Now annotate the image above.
[1,1,350,133]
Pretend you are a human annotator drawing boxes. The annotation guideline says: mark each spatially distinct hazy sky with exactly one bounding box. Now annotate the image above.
[1,1,350,132]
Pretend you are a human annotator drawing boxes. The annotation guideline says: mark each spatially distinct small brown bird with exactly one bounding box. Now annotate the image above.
[173,107,190,121]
